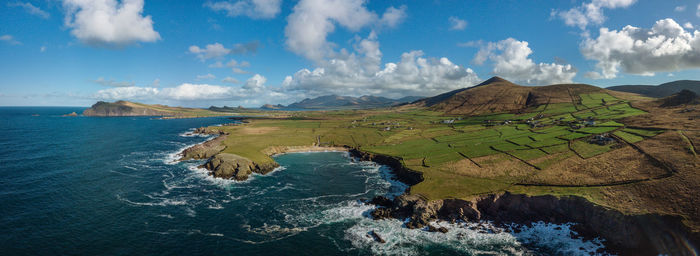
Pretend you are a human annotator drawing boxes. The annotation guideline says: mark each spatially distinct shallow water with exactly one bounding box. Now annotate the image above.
[0,107,608,255]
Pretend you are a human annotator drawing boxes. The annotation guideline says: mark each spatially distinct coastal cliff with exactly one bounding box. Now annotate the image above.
[367,193,700,255]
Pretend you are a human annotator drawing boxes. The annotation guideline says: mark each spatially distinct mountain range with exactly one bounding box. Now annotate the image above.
[606,80,700,98]
[261,95,424,110]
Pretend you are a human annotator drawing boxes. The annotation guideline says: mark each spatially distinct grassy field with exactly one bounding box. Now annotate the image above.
[208,92,665,200]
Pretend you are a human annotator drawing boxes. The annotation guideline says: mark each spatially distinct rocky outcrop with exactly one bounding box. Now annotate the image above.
[178,127,281,181]
[202,153,280,181]
[368,192,700,255]
[62,112,78,117]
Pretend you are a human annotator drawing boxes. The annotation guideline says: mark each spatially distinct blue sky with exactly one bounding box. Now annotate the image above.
[1,0,700,107]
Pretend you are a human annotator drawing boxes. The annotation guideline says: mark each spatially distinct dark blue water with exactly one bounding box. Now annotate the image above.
[0,107,607,255]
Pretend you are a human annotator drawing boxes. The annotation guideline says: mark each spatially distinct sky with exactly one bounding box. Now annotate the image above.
[1,0,700,107]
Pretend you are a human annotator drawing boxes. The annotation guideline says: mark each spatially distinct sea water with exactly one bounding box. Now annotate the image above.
[0,107,608,255]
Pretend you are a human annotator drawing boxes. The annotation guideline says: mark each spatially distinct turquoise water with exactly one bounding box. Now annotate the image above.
[0,107,608,255]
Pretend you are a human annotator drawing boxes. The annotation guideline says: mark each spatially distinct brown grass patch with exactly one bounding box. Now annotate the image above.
[523,146,667,186]
[238,126,280,135]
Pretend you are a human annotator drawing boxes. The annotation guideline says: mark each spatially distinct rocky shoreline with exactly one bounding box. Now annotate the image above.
[179,126,698,254]
[178,127,350,181]
[365,192,699,255]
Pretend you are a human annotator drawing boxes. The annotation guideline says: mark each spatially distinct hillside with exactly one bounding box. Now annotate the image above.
[607,80,700,98]
[268,95,423,110]
[411,76,605,115]
[83,101,227,117]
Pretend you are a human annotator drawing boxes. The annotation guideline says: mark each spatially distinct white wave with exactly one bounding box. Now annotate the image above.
[157,214,175,219]
[116,194,188,207]
[179,128,212,137]
[343,218,608,256]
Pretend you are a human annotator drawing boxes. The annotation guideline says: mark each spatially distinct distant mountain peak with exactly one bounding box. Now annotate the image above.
[476,76,514,87]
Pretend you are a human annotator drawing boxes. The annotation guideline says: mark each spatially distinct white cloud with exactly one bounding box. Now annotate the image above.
[222,77,240,83]
[94,77,135,87]
[243,74,266,91]
[684,22,694,29]
[675,5,686,12]
[40,46,47,52]
[151,78,160,87]
[581,18,700,79]
[0,35,21,45]
[284,0,405,62]
[553,0,636,29]
[282,34,480,98]
[232,67,249,74]
[196,73,216,80]
[8,2,50,19]
[205,0,282,19]
[94,86,159,99]
[62,0,161,46]
[188,43,231,61]
[449,17,467,31]
[94,74,274,103]
[474,38,577,85]
[697,4,700,17]
[379,5,407,28]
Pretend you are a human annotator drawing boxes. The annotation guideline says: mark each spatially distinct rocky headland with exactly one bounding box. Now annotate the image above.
[179,127,349,181]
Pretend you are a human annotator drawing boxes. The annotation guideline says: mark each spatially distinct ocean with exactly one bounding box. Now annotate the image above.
[0,107,608,255]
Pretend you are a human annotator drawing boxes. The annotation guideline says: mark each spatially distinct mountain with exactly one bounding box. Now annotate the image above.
[83,101,220,117]
[607,80,700,98]
[275,95,423,110]
[659,89,700,107]
[410,76,605,115]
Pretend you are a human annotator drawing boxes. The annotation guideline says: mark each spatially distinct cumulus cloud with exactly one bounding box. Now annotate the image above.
[94,77,135,87]
[8,2,50,19]
[93,86,158,99]
[553,0,636,29]
[94,74,276,103]
[222,77,240,83]
[284,0,405,62]
[205,0,281,19]
[449,17,467,31]
[189,43,231,61]
[282,34,480,98]
[697,4,700,17]
[581,18,700,79]
[474,38,577,85]
[379,5,407,28]
[196,73,216,80]
[684,22,694,29]
[62,0,161,46]
[675,5,686,12]
[0,35,21,45]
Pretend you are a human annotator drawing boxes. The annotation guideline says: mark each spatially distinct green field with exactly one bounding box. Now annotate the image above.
[207,92,660,200]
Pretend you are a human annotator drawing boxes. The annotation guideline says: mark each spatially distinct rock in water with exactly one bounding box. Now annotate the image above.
[369,230,385,243]
[62,112,78,117]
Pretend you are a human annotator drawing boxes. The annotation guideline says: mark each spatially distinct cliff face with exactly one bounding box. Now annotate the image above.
[83,101,171,116]
[369,193,699,255]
